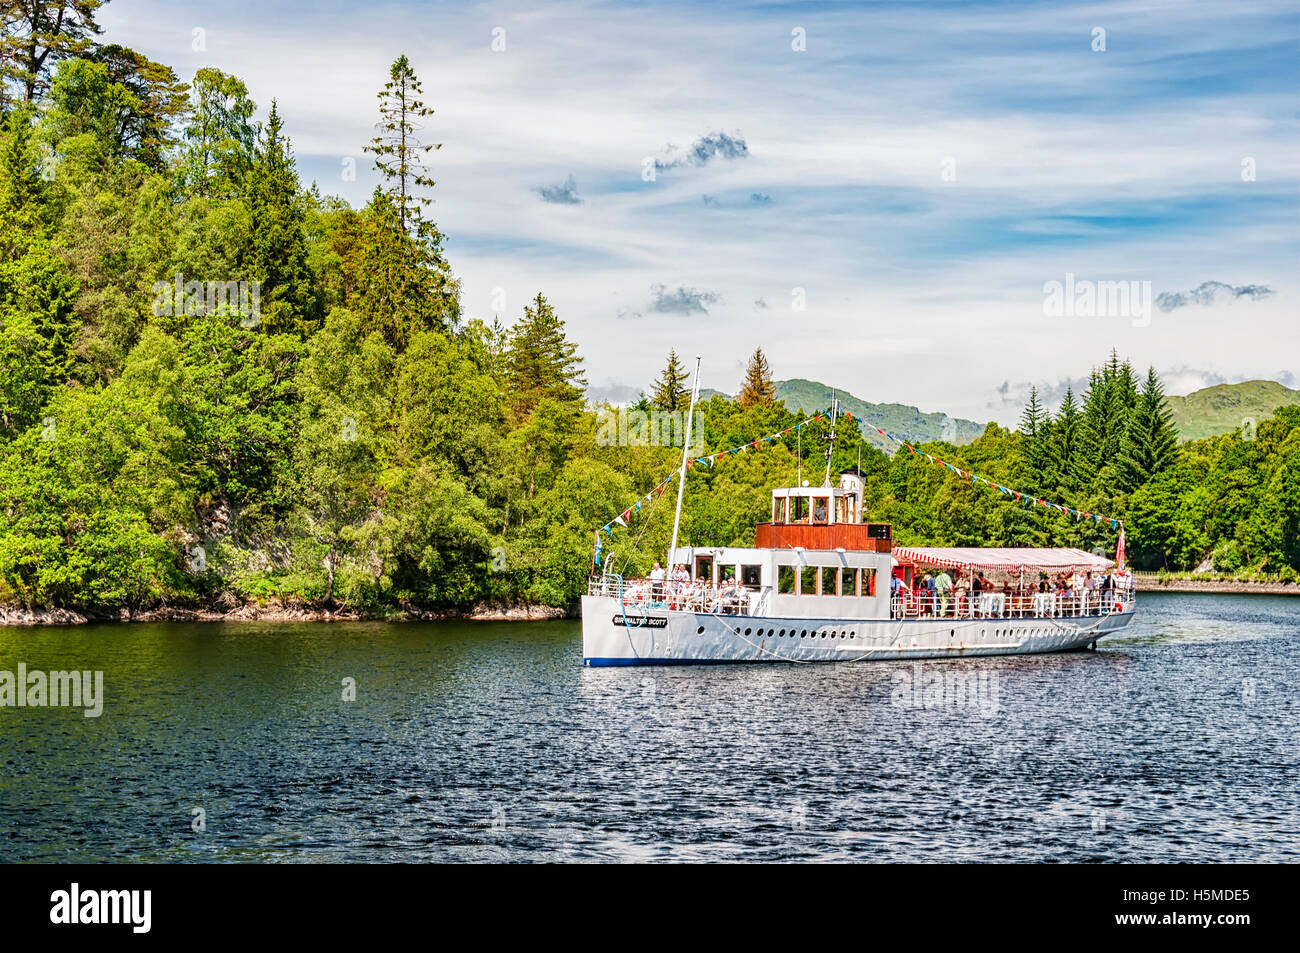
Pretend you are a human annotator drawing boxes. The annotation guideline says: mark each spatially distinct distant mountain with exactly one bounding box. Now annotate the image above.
[620,376,1299,448]
[772,379,984,449]
[1166,380,1300,442]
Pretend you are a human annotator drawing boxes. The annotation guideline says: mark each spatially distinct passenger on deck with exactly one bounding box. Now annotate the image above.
[1083,571,1097,612]
[649,562,665,601]
[934,570,953,617]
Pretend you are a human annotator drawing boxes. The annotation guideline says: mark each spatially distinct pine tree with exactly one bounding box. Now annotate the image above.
[332,190,459,347]
[650,349,690,411]
[89,45,189,170]
[0,0,106,105]
[365,54,439,236]
[246,101,316,335]
[737,347,776,409]
[1049,386,1081,492]
[505,292,585,421]
[1076,368,1110,484]
[0,106,45,219]
[1018,385,1049,487]
[1117,366,1179,491]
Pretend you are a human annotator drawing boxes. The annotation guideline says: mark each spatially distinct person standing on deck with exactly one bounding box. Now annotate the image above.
[649,562,665,602]
[934,569,953,617]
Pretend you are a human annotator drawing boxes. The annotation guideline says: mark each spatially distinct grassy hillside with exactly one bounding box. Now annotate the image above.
[772,379,985,449]
[1166,380,1300,442]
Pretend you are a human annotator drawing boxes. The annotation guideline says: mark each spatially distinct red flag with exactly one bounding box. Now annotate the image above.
[1116,528,1127,570]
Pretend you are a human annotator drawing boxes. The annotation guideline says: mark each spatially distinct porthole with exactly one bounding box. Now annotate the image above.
[779,629,786,637]
[801,630,808,638]
[850,632,856,639]
[745,627,752,636]
[697,626,704,634]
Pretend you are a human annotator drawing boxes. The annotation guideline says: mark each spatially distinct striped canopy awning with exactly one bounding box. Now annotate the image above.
[892,546,1114,574]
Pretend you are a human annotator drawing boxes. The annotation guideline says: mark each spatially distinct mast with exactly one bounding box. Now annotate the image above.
[669,355,702,569]
[823,396,840,486]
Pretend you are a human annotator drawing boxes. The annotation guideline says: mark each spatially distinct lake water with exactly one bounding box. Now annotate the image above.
[1,592,1296,862]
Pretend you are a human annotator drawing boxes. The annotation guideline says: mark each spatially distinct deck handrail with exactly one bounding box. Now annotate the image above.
[589,574,1135,620]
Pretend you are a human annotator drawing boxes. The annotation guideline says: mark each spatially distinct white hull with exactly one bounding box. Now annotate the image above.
[581,595,1135,666]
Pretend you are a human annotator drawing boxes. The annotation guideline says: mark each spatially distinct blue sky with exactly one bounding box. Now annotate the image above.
[105,0,1299,423]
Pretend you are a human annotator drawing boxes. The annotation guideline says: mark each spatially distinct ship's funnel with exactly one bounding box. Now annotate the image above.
[839,469,865,522]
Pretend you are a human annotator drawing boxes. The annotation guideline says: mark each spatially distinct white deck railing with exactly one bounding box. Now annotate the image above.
[887,587,1135,620]
[588,575,756,615]
[590,574,1136,620]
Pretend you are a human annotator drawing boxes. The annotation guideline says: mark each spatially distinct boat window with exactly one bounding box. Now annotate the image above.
[694,556,712,581]
[812,496,828,524]
[840,567,858,596]
[861,567,876,597]
[791,496,809,523]
[835,496,847,525]
[772,496,786,523]
[719,563,736,582]
[741,565,761,587]
[778,566,795,594]
[800,566,818,595]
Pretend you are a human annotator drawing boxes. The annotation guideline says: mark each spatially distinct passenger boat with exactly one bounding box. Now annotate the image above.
[581,359,1136,666]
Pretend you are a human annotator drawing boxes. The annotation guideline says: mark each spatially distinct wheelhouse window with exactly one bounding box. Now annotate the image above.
[862,568,877,596]
[741,564,761,587]
[778,566,795,594]
[812,496,828,524]
[835,497,848,525]
[840,567,858,596]
[799,566,818,595]
[791,496,809,523]
[772,497,787,523]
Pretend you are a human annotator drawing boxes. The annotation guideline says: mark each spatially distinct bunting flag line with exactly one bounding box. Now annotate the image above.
[890,444,1121,531]
[596,413,826,539]
[594,403,1122,563]
[833,410,1124,531]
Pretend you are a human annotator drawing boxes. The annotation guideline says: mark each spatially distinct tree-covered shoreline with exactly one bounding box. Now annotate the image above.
[2,4,1297,619]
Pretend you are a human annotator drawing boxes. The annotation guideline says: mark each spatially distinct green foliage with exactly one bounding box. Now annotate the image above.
[178,67,256,200]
